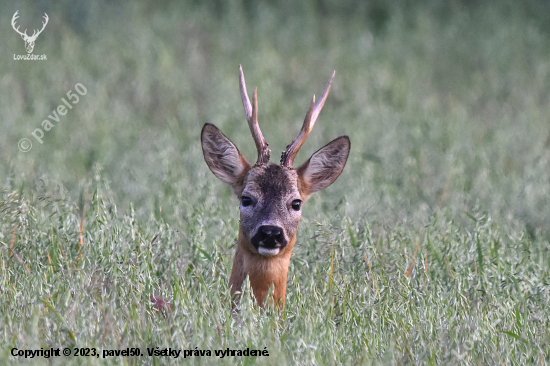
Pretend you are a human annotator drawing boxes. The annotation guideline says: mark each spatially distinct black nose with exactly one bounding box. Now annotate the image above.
[261,225,282,238]
[251,225,287,249]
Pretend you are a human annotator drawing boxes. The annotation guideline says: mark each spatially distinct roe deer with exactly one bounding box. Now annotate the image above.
[201,65,350,308]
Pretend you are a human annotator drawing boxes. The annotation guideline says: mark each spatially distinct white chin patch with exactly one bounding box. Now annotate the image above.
[257,246,280,256]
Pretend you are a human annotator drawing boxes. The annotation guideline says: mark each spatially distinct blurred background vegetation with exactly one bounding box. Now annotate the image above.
[1,1,550,363]
[1,0,550,234]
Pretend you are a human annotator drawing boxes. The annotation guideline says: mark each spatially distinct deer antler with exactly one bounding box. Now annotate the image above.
[29,13,49,40]
[11,11,28,38]
[11,12,48,41]
[280,71,335,167]
[239,65,270,165]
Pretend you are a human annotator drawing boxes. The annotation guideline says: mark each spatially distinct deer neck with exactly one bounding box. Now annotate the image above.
[229,228,296,308]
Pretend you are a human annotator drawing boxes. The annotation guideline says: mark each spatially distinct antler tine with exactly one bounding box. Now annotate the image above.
[239,65,270,165]
[238,65,252,120]
[280,71,335,167]
[38,14,48,34]
[11,11,27,37]
[11,11,19,27]
[31,13,49,39]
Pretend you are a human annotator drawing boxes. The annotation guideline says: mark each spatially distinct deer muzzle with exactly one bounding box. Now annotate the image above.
[251,225,288,256]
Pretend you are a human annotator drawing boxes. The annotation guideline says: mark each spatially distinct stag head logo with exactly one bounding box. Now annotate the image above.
[12,11,49,54]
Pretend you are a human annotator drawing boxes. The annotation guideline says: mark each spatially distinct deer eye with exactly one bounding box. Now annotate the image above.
[291,199,302,211]
[241,196,253,207]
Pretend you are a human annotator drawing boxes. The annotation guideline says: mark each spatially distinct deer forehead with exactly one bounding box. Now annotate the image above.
[243,164,300,200]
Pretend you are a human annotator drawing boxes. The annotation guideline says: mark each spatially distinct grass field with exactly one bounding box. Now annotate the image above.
[1,0,550,364]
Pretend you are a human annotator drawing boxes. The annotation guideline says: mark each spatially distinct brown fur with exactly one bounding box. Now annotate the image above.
[201,106,350,310]
[229,224,296,308]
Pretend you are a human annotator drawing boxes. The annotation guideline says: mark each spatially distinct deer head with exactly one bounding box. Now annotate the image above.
[12,11,49,54]
[201,65,350,308]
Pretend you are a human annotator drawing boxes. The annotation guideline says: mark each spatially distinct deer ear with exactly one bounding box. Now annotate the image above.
[201,124,251,193]
[296,136,350,200]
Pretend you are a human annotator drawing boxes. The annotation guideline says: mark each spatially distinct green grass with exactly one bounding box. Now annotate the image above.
[1,0,550,364]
